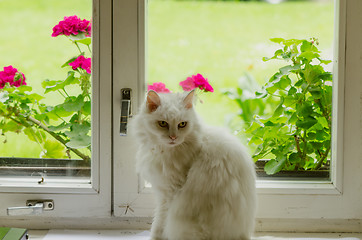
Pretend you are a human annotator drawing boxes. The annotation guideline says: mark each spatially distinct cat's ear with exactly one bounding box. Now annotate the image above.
[146,90,161,112]
[183,90,195,109]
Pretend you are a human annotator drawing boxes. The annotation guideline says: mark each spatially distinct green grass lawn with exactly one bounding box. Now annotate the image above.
[0,0,334,158]
[148,0,334,126]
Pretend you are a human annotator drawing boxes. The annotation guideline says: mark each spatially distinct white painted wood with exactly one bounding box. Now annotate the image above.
[112,0,362,232]
[0,0,113,221]
[254,0,362,226]
[112,0,151,218]
[256,180,341,195]
[1,0,362,232]
[2,217,361,233]
[27,230,362,240]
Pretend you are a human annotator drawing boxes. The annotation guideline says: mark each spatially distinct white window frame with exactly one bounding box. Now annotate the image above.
[113,0,362,232]
[0,0,113,226]
[1,0,361,232]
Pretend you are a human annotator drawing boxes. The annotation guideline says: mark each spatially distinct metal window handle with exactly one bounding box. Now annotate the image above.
[120,88,132,136]
[7,200,54,216]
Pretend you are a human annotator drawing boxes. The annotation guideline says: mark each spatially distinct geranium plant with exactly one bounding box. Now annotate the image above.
[0,15,92,161]
[244,38,332,175]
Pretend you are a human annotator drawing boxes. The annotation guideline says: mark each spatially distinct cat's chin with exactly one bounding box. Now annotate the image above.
[165,141,182,147]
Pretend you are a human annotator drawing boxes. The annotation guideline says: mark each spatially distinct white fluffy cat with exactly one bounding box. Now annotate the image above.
[131,90,257,240]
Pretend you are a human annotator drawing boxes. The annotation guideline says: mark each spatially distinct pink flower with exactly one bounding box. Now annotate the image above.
[148,82,171,93]
[179,74,214,92]
[0,65,26,89]
[178,77,196,91]
[52,15,91,37]
[69,55,91,74]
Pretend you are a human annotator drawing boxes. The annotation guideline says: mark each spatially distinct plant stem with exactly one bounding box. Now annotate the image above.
[314,145,331,170]
[301,130,308,160]
[74,42,82,55]
[57,89,66,99]
[62,88,70,98]
[26,116,90,161]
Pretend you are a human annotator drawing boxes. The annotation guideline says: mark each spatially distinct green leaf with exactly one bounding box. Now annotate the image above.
[66,134,91,149]
[288,152,300,164]
[64,124,91,149]
[264,155,287,175]
[24,128,46,143]
[1,121,22,133]
[266,84,278,94]
[288,112,298,124]
[255,90,268,98]
[76,37,91,46]
[279,64,301,75]
[16,85,32,93]
[276,76,291,90]
[48,122,71,132]
[41,140,66,159]
[297,103,313,117]
[71,123,90,135]
[303,65,324,84]
[61,57,78,68]
[68,33,87,41]
[249,136,263,145]
[283,39,303,47]
[309,86,322,99]
[300,40,319,53]
[288,87,297,96]
[299,51,319,61]
[270,38,285,44]
[245,121,262,134]
[319,72,333,81]
[317,116,329,129]
[316,130,329,141]
[62,95,84,112]
[27,93,44,102]
[319,59,332,65]
[296,117,318,129]
[82,101,91,115]
[43,72,77,94]
[273,97,284,117]
[45,105,73,119]
[263,121,275,127]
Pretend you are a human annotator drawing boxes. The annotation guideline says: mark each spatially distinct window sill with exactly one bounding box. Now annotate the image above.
[256,179,341,195]
[0,177,96,194]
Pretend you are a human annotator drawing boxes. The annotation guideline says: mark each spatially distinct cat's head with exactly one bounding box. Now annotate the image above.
[138,90,199,147]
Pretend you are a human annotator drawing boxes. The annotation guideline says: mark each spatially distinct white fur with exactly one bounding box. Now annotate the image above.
[130,91,257,240]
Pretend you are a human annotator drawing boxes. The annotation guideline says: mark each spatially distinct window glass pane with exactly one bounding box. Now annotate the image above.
[0,0,92,180]
[147,0,334,178]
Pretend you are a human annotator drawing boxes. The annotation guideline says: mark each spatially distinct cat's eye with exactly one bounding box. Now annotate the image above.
[158,121,169,128]
[178,122,187,128]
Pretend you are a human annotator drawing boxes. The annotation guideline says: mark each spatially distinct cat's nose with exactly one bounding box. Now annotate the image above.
[169,135,177,140]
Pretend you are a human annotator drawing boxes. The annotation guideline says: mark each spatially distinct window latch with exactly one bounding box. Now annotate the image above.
[7,200,54,216]
[120,88,132,136]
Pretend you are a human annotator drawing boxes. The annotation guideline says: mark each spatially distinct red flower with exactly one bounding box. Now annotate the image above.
[69,55,92,74]
[179,74,213,92]
[0,65,26,89]
[148,82,171,93]
[52,15,91,38]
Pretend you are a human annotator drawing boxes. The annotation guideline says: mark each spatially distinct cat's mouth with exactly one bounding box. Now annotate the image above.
[168,140,180,146]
